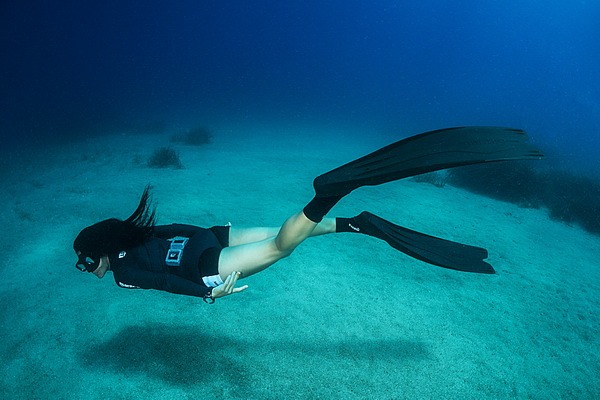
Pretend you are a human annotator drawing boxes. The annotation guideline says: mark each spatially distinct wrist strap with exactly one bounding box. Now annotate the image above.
[203,290,215,304]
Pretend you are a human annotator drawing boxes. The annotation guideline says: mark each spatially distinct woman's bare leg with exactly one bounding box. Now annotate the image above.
[218,212,332,279]
[228,218,336,246]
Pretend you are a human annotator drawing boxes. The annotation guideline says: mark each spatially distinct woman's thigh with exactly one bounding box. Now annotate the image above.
[218,237,289,279]
[228,227,280,247]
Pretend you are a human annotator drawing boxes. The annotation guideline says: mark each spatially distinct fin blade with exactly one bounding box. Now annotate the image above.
[315,126,544,197]
[357,211,495,274]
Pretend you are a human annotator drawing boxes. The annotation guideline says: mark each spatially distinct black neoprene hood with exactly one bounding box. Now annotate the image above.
[73,218,121,258]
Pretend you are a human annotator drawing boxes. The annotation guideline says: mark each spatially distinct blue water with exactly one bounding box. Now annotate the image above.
[2,1,599,173]
[2,3,600,398]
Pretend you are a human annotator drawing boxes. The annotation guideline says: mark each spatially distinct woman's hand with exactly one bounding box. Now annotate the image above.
[210,272,248,299]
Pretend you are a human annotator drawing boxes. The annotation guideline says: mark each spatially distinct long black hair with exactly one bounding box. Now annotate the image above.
[73,185,157,258]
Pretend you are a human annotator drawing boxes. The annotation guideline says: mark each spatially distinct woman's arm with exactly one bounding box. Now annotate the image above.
[114,267,246,301]
[114,267,211,298]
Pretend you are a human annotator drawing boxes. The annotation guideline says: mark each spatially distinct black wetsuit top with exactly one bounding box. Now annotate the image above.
[107,224,228,298]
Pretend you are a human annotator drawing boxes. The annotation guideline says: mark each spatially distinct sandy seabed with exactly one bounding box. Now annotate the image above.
[1,126,599,399]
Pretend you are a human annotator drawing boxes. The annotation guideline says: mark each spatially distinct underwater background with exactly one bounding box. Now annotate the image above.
[1,1,599,399]
[3,0,600,172]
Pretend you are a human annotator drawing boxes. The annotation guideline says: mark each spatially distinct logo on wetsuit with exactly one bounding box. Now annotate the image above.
[117,282,140,289]
[166,237,189,266]
[349,223,361,232]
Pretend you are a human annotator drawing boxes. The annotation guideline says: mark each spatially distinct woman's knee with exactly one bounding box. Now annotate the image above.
[270,238,294,260]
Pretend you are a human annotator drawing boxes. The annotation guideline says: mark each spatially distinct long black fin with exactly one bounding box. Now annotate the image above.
[353,211,495,274]
[314,126,544,197]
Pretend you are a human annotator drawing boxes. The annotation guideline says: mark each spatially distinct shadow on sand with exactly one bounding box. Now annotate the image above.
[79,322,430,389]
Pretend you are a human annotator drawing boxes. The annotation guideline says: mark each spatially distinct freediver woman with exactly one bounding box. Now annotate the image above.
[73,127,543,303]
